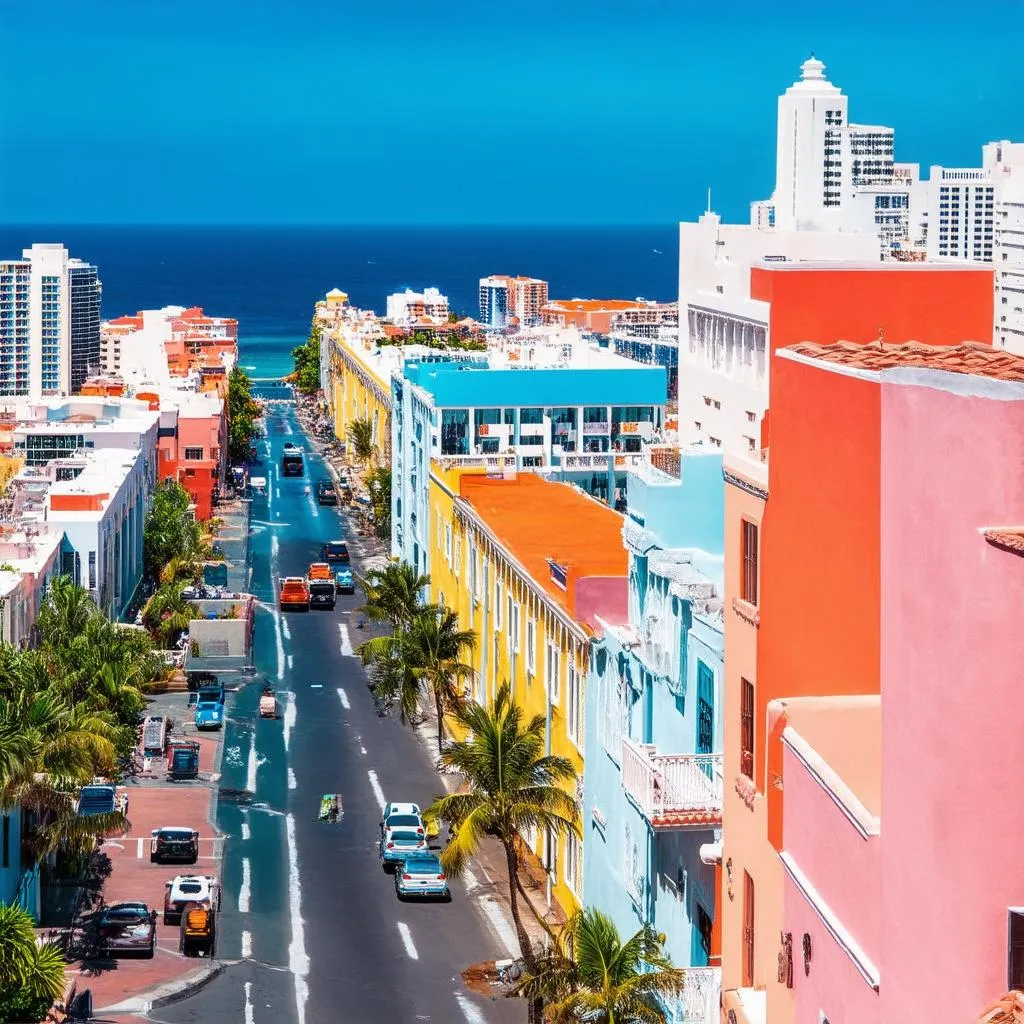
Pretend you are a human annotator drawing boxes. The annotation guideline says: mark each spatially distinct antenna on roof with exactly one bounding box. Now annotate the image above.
[706,187,712,214]
[877,326,886,349]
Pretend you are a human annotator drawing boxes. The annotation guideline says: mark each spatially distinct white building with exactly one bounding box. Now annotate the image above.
[678,212,878,454]
[0,243,101,397]
[479,276,510,328]
[992,142,1024,352]
[0,528,64,647]
[385,287,449,326]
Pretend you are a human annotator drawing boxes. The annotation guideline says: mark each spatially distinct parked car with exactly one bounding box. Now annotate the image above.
[167,740,200,780]
[179,902,216,957]
[321,540,350,564]
[382,801,421,824]
[163,874,219,925]
[151,827,200,864]
[334,567,355,595]
[394,853,451,901]
[194,694,224,730]
[97,902,157,958]
[317,481,338,506]
[307,562,332,581]
[77,784,116,817]
[279,576,310,612]
[380,828,428,871]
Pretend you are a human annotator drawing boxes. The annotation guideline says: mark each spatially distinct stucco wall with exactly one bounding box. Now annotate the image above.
[879,377,1024,1021]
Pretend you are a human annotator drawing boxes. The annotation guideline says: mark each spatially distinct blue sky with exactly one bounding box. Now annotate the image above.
[2,0,1022,225]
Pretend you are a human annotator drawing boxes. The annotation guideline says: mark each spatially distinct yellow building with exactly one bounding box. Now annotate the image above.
[326,328,392,455]
[429,465,628,917]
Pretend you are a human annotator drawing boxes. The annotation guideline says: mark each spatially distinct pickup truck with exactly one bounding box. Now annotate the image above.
[279,577,310,612]
[163,874,220,925]
[194,696,224,730]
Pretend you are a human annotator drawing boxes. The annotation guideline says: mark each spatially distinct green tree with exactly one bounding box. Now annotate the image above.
[358,561,431,631]
[0,903,67,1018]
[227,366,262,463]
[347,417,375,465]
[143,480,209,580]
[366,466,391,539]
[142,583,199,648]
[423,682,579,988]
[291,317,322,394]
[517,908,685,1023]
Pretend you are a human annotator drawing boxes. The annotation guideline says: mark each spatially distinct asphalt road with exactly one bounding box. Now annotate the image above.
[154,400,523,1024]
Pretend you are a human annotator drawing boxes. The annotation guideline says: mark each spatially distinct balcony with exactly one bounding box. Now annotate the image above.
[621,738,722,829]
[656,967,721,1024]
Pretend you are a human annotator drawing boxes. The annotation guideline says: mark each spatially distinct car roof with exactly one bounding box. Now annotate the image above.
[158,826,195,834]
[385,802,421,815]
[325,539,348,547]
[106,902,150,913]
[403,854,442,868]
[282,576,307,584]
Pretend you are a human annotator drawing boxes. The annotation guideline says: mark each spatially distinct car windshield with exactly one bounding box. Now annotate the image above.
[197,701,219,709]
[325,542,347,555]
[386,815,420,828]
[107,906,148,920]
[404,857,442,873]
[310,581,334,592]
[320,483,334,492]
[390,831,423,843]
[162,831,193,841]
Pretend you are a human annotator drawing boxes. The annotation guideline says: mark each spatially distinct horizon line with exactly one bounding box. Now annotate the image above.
[0,221,681,230]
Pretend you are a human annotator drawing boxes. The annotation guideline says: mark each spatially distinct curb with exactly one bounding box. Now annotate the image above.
[97,961,226,1014]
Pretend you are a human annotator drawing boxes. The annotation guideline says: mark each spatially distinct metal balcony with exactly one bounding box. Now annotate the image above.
[656,967,721,1024]
[621,738,722,829]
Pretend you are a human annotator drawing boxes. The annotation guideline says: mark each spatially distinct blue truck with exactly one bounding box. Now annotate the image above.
[77,784,116,817]
[191,684,226,730]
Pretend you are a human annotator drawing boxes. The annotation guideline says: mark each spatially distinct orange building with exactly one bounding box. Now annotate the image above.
[540,298,650,334]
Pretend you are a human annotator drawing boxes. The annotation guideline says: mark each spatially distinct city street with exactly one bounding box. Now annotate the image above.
[152,399,523,1024]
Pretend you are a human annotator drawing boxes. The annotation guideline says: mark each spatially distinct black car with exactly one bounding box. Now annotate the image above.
[317,481,338,506]
[150,827,200,864]
[98,902,157,958]
[322,540,350,564]
[309,579,337,610]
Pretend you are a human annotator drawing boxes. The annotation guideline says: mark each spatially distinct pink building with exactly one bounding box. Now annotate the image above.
[769,341,1024,1024]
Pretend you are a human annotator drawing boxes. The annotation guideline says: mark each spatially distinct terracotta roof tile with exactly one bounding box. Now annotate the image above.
[652,809,723,829]
[785,340,1024,382]
[984,529,1024,557]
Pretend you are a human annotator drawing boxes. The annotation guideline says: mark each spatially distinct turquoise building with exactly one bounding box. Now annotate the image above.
[390,349,667,580]
[583,451,724,1024]
[0,809,40,919]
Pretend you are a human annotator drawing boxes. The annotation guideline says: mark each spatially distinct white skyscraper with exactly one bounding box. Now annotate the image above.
[0,243,101,397]
[990,142,1024,352]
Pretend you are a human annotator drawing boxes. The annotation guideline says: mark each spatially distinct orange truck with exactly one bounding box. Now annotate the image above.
[279,577,310,612]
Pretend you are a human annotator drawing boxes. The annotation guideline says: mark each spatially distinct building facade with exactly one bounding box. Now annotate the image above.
[428,470,628,919]
[0,243,102,397]
[479,276,510,328]
[386,287,449,326]
[583,451,725,1024]
[391,351,667,580]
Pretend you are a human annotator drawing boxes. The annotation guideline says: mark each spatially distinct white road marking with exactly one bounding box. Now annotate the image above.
[244,980,255,1024]
[367,769,386,813]
[241,930,252,957]
[396,922,419,960]
[246,734,257,793]
[337,687,350,710]
[275,610,285,681]
[271,534,279,559]
[463,868,479,892]
[282,618,291,640]
[338,623,354,657]
[284,692,296,752]
[287,653,294,670]
[136,838,143,859]
[241,822,251,841]
[478,895,519,957]
[286,812,309,1024]
[455,993,487,1024]
[239,857,251,913]
[288,767,297,789]
[275,487,281,500]
[360,746,367,756]
[310,684,323,689]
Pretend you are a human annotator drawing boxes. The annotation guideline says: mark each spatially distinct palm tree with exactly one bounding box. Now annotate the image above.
[347,417,375,465]
[142,583,199,648]
[403,608,476,753]
[424,683,579,979]
[358,562,431,631]
[34,575,95,653]
[517,908,686,1024]
[0,902,67,1009]
[158,555,203,587]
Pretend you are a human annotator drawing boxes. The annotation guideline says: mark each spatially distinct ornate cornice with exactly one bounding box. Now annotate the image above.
[723,468,767,501]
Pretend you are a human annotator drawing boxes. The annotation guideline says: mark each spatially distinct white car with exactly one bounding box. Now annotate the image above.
[163,874,220,925]
[379,803,423,842]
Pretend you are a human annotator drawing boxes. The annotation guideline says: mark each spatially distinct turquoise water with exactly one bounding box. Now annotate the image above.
[238,335,301,380]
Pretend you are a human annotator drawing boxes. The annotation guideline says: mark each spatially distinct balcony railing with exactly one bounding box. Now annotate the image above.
[621,738,722,828]
[656,967,721,1024]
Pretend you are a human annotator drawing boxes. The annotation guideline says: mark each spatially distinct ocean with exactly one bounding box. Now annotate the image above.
[0,225,679,379]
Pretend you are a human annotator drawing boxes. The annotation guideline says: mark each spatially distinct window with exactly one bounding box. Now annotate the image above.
[696,903,713,962]
[567,662,583,746]
[468,543,477,597]
[438,591,445,611]
[454,535,461,574]
[546,640,561,704]
[742,519,759,605]
[743,872,755,986]
[564,832,583,898]
[473,549,482,599]
[444,523,452,564]
[88,551,96,591]
[1009,910,1024,989]
[741,678,755,779]
[494,579,503,632]
[184,446,203,461]
[545,829,559,880]
[526,619,536,675]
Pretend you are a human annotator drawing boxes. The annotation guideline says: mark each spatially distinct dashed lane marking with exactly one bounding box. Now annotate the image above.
[337,687,350,710]
[367,769,386,813]
[239,857,251,913]
[288,767,297,790]
[338,622,355,657]
[455,993,487,1024]
[241,931,252,957]
[397,922,419,960]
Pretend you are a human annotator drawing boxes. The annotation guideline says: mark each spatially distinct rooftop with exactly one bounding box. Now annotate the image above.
[784,340,1024,381]
[459,473,626,616]
[984,529,1024,557]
